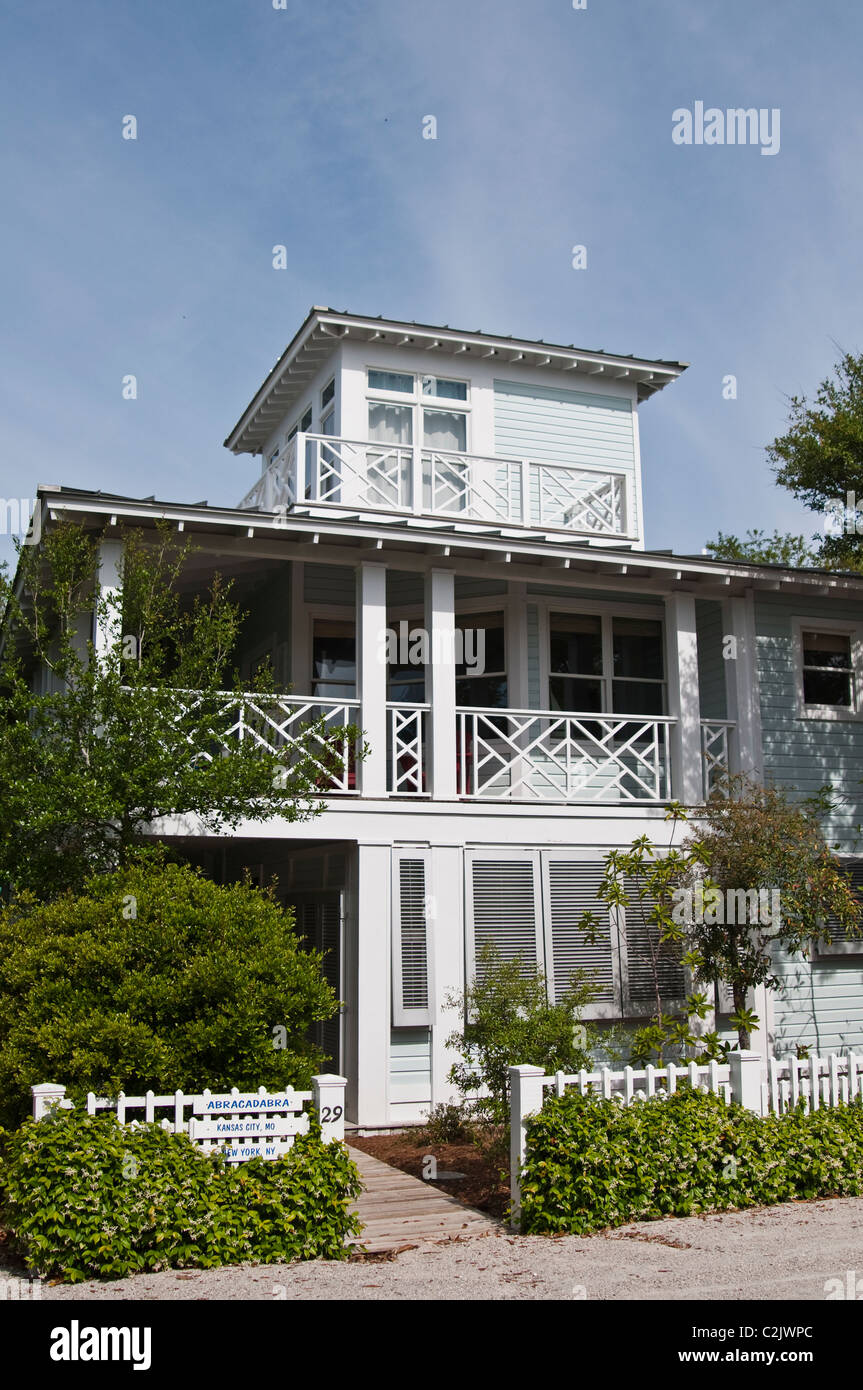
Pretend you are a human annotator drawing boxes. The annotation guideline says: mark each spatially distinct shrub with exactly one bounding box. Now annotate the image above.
[410,1102,475,1146]
[0,860,339,1129]
[445,942,597,1126]
[518,1087,863,1235]
[0,1109,363,1282]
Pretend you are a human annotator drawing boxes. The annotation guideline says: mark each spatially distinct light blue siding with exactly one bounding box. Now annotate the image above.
[387,570,425,609]
[304,563,355,606]
[493,379,638,534]
[696,599,727,720]
[755,594,863,850]
[772,953,863,1055]
[389,1027,431,1101]
[527,605,540,707]
[454,577,507,599]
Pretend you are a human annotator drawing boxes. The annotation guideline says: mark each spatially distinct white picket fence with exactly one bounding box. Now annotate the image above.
[31,1075,347,1162]
[508,1050,863,1225]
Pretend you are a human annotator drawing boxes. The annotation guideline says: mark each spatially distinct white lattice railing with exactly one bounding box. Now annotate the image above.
[387,702,429,795]
[456,707,673,803]
[238,433,633,538]
[701,719,734,797]
[178,692,361,793]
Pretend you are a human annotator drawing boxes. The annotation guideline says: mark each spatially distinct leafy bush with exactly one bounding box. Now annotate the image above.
[445,942,597,1126]
[0,1109,363,1282]
[0,860,339,1129]
[519,1087,863,1235]
[410,1103,476,1146]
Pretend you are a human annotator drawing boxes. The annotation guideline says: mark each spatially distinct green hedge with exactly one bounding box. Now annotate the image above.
[0,1110,363,1282]
[519,1086,863,1234]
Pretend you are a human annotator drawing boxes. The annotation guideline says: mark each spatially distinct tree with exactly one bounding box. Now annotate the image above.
[444,943,597,1126]
[0,522,360,899]
[0,858,340,1129]
[681,778,860,1047]
[704,529,820,568]
[766,350,863,569]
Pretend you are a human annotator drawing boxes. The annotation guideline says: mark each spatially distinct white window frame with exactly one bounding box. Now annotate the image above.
[815,855,863,957]
[792,616,863,721]
[392,847,433,1026]
[464,848,545,985]
[366,367,471,452]
[537,598,666,714]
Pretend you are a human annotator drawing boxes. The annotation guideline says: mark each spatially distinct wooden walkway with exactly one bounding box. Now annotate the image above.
[347,1145,498,1253]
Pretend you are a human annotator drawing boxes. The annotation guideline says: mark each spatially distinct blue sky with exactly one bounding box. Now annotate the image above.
[2,0,861,566]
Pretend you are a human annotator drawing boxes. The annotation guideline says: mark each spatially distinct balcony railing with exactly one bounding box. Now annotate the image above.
[171,693,733,806]
[455,707,674,803]
[239,433,633,538]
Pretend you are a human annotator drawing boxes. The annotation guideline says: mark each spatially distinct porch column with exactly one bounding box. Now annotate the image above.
[354,842,391,1126]
[664,593,702,805]
[430,844,464,1106]
[356,562,388,797]
[425,568,457,799]
[94,538,124,666]
[721,593,763,780]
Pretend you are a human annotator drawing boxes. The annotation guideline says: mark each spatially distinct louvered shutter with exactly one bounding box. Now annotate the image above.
[818,861,863,957]
[543,858,620,1016]
[288,895,343,1071]
[621,876,686,1013]
[392,853,431,1025]
[467,854,543,980]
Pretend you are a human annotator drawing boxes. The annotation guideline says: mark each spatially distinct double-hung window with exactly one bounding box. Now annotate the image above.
[794,619,863,719]
[366,368,469,511]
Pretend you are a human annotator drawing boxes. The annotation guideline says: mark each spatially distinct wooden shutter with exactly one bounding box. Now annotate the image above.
[288,895,343,1071]
[392,853,431,1025]
[542,857,620,1017]
[466,852,543,980]
[621,876,686,1014]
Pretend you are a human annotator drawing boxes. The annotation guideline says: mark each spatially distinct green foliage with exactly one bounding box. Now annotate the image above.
[0,1109,363,1282]
[519,1087,863,1235]
[411,1102,476,1146]
[766,351,863,571]
[445,942,597,1126]
[0,521,361,900]
[704,529,820,568]
[0,859,339,1130]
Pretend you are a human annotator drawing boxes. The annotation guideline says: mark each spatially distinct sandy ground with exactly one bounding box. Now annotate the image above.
[3,1196,863,1300]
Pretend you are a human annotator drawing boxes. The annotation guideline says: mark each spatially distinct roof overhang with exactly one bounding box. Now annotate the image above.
[223,308,689,456]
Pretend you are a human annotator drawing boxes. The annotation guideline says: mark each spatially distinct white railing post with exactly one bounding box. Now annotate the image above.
[312,1074,347,1143]
[425,568,457,798]
[509,1064,546,1230]
[297,432,313,501]
[729,1050,764,1115]
[31,1082,71,1120]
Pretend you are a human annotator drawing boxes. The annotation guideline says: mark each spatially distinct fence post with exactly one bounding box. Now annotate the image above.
[509,1064,546,1231]
[312,1074,347,1143]
[31,1083,71,1121]
[729,1051,764,1115]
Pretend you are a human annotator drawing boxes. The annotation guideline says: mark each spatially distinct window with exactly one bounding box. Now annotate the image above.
[794,619,863,718]
[456,610,507,708]
[312,619,355,698]
[321,378,335,409]
[802,631,853,708]
[422,375,468,401]
[366,369,469,451]
[368,369,413,394]
[288,405,313,441]
[548,611,665,715]
[817,860,863,957]
[387,618,426,702]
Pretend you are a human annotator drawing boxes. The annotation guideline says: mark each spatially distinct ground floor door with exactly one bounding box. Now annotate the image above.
[288,892,344,1074]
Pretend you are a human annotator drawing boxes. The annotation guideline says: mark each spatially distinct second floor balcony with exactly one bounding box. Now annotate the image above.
[238,433,635,541]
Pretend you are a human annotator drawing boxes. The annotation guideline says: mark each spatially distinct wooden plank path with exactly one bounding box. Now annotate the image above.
[346,1145,498,1253]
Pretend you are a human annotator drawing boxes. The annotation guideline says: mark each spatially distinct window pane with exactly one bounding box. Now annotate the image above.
[550,675,602,712]
[803,668,852,707]
[321,410,336,437]
[613,618,664,680]
[368,369,413,393]
[321,379,335,408]
[422,375,467,401]
[612,680,665,715]
[550,614,602,677]
[456,676,508,708]
[803,632,851,669]
[368,402,413,445]
[301,406,312,432]
[456,613,504,676]
[423,408,466,452]
[313,620,355,697]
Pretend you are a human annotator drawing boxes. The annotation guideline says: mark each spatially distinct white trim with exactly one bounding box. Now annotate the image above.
[791,615,863,722]
[391,849,433,1027]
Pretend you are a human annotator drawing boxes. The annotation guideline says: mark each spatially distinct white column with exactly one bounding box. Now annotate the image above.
[31,1082,68,1121]
[425,568,457,799]
[311,1074,348,1142]
[94,538,124,665]
[729,1050,765,1115]
[355,842,391,1126]
[509,1064,545,1228]
[356,562,388,797]
[664,593,702,805]
[721,593,763,780]
[507,583,529,709]
[290,561,309,692]
[429,844,464,1107]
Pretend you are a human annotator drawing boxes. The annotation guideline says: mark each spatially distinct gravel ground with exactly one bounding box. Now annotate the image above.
[4,1196,863,1300]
